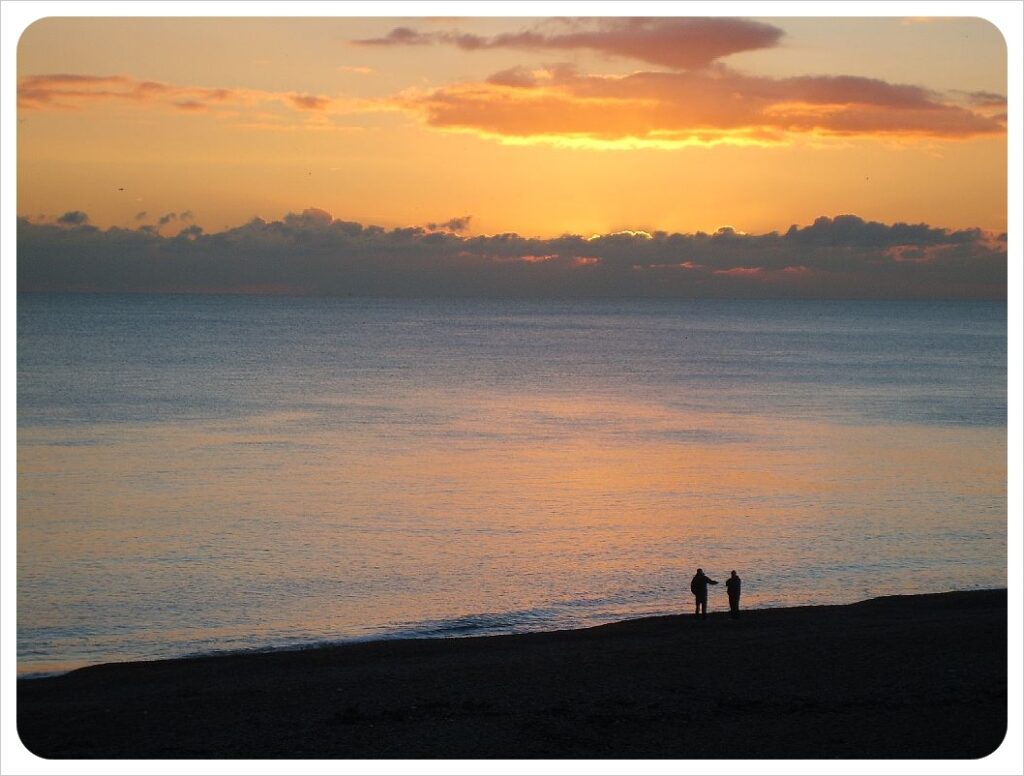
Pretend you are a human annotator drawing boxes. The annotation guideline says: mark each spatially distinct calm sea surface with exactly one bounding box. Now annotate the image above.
[17,295,1006,675]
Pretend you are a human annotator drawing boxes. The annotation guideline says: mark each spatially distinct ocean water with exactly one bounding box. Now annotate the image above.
[17,295,1006,675]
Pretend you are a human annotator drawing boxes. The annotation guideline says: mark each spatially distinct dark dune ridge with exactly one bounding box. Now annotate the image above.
[18,589,1007,759]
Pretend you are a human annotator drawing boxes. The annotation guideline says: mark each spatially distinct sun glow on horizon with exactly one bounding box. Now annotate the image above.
[15,16,1008,240]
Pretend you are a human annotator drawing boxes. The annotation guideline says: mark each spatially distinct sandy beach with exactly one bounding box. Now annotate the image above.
[17,589,1006,759]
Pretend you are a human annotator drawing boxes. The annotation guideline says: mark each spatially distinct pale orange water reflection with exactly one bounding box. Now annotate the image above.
[18,389,1005,674]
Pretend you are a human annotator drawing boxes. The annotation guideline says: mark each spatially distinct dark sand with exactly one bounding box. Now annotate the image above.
[18,589,1007,759]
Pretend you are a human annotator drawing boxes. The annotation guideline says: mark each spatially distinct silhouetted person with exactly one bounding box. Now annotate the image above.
[690,568,718,618]
[726,570,741,619]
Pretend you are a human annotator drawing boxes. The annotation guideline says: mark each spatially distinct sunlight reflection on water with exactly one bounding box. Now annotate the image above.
[17,296,1006,673]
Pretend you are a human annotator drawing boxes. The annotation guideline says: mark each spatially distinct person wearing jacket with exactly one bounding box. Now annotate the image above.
[725,570,742,619]
[690,568,718,618]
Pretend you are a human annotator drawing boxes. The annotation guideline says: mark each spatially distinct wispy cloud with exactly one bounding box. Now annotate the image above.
[353,18,785,71]
[20,19,1004,150]
[288,93,331,111]
[17,73,335,118]
[18,210,1006,300]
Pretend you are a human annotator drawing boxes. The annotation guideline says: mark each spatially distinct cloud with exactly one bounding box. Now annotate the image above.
[289,93,330,111]
[395,65,1005,148]
[282,207,334,228]
[16,73,130,109]
[349,18,1003,148]
[426,215,472,233]
[174,100,207,112]
[360,26,426,46]
[56,210,89,226]
[17,73,334,120]
[782,214,984,247]
[353,18,784,70]
[134,210,196,234]
[952,90,1007,115]
[486,67,542,88]
[17,210,1005,300]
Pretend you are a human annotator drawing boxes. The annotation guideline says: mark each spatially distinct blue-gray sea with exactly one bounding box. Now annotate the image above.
[17,295,1006,675]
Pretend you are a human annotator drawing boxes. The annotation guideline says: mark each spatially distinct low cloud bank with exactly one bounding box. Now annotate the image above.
[17,210,1006,300]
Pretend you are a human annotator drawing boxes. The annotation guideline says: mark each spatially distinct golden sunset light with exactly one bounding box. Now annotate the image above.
[17,15,1007,241]
[6,6,1019,767]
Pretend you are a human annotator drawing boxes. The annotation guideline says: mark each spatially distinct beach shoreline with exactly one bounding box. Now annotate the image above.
[17,589,1008,759]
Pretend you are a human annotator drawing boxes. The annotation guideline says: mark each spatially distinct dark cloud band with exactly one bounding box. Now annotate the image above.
[18,210,1006,300]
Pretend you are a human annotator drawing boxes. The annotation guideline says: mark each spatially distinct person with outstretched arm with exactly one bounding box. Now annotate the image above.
[690,568,718,618]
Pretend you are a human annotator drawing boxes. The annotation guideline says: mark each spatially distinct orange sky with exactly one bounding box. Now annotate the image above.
[17,16,1007,238]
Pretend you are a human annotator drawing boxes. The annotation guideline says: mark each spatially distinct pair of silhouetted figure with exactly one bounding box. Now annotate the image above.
[690,569,741,619]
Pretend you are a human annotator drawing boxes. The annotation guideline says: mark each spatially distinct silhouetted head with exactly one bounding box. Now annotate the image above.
[696,568,703,575]
[731,570,738,577]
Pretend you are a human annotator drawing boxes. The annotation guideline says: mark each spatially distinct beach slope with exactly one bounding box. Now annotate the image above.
[17,589,1007,759]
